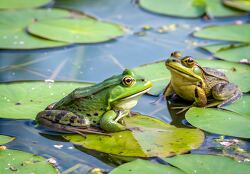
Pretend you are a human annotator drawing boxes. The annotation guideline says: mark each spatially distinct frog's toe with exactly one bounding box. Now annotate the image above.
[171,106,191,114]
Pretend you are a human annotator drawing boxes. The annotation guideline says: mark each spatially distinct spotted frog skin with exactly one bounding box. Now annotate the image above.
[36,69,152,134]
[164,51,242,112]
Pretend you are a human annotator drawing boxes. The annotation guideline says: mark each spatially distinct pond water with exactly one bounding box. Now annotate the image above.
[0,0,250,173]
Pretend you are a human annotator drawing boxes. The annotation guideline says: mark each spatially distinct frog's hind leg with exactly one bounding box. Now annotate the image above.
[212,83,243,107]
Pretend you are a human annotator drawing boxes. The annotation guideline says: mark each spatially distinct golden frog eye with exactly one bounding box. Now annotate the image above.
[170,51,182,58]
[182,56,194,67]
[122,76,135,87]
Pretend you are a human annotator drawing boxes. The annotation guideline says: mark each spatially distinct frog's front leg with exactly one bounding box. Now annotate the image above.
[172,86,207,114]
[100,110,126,132]
[36,110,90,128]
[212,83,242,107]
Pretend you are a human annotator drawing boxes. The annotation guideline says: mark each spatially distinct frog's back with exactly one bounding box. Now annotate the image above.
[203,67,229,91]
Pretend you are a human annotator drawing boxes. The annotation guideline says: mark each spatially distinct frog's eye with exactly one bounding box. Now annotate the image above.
[193,67,202,75]
[122,76,135,87]
[182,56,194,67]
[170,51,182,58]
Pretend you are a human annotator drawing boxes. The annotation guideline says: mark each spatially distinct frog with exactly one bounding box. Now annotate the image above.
[164,51,242,113]
[36,69,152,135]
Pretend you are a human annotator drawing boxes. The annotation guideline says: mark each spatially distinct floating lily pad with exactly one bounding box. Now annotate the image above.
[109,159,185,174]
[139,0,243,18]
[0,81,93,119]
[133,59,250,95]
[201,43,250,63]
[0,135,14,145]
[224,0,250,12]
[0,149,58,174]
[64,115,204,157]
[163,154,250,174]
[0,9,73,49]
[186,95,250,138]
[27,18,125,43]
[194,23,250,43]
[0,0,52,9]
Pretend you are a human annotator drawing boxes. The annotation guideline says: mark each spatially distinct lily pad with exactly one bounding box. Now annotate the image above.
[0,0,52,9]
[194,23,250,43]
[0,81,93,119]
[139,0,243,18]
[109,159,185,174]
[133,59,250,95]
[0,149,58,174]
[201,43,250,63]
[185,95,250,138]
[224,0,250,12]
[64,115,204,157]
[0,135,14,145]
[27,18,125,43]
[0,8,73,49]
[163,154,250,174]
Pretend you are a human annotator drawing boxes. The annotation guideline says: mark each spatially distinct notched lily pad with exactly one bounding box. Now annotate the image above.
[0,0,52,9]
[139,0,244,18]
[163,154,250,174]
[133,59,250,95]
[186,95,250,138]
[0,81,93,119]
[109,159,185,174]
[0,135,14,145]
[0,149,58,174]
[224,0,250,12]
[27,18,125,43]
[64,115,204,157]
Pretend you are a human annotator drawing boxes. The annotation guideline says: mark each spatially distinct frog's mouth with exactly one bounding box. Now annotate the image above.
[113,87,151,111]
[166,64,198,79]
[120,87,151,100]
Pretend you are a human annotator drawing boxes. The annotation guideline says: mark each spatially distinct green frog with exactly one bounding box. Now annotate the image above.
[36,69,152,135]
[164,51,242,113]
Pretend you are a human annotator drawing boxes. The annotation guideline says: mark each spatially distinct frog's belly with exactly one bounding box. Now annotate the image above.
[171,80,197,101]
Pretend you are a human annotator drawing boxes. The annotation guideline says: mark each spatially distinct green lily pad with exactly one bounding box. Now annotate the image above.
[27,18,125,43]
[133,59,250,95]
[0,0,52,9]
[224,0,250,12]
[0,149,58,174]
[0,81,93,119]
[0,135,14,145]
[185,95,250,138]
[109,159,185,174]
[139,0,243,18]
[202,43,250,63]
[194,23,250,43]
[0,8,73,49]
[163,154,250,174]
[64,115,204,157]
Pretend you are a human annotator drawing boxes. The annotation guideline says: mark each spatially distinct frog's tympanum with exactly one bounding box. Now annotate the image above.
[36,69,152,135]
[164,51,242,113]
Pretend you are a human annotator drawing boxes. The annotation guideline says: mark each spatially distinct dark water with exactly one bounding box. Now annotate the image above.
[0,0,250,173]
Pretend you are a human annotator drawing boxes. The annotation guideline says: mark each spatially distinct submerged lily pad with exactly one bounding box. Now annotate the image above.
[139,0,243,18]
[0,81,93,119]
[133,59,250,95]
[0,149,58,174]
[224,0,250,12]
[0,9,71,49]
[185,95,250,138]
[64,115,204,157]
[0,135,14,145]
[28,18,125,43]
[163,154,250,174]
[110,159,185,174]
[0,0,52,9]
[201,43,250,63]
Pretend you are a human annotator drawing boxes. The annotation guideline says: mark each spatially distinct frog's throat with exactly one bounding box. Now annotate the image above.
[166,65,202,80]
[112,87,151,111]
